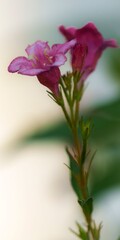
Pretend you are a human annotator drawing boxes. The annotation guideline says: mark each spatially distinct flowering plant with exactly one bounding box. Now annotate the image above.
[8,22,119,240]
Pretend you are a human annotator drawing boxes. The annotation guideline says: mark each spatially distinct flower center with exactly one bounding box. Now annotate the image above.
[43,48,53,64]
[28,48,53,68]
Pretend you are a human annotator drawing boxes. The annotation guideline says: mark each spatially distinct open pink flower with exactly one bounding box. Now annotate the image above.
[59,22,119,81]
[8,40,76,95]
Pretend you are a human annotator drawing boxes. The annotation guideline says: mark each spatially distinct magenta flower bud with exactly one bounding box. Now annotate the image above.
[72,44,88,72]
[59,22,119,81]
[8,39,76,95]
[37,67,61,95]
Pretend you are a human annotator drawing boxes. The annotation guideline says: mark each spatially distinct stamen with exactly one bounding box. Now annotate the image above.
[44,48,53,63]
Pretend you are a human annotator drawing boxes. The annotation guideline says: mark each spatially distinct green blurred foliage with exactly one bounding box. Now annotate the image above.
[106,48,120,85]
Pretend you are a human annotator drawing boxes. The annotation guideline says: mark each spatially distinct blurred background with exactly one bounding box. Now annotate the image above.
[0,0,120,239]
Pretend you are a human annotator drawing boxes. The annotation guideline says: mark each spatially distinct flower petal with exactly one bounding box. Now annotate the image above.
[68,22,119,79]
[74,23,119,73]
[76,22,103,51]
[18,68,46,76]
[8,56,48,76]
[52,53,67,66]
[102,39,119,50]
[51,39,76,55]
[59,25,77,40]
[8,57,32,73]
[26,40,54,69]
[25,40,50,57]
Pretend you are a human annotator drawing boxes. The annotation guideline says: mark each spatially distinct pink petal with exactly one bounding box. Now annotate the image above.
[74,23,119,78]
[52,53,67,66]
[8,57,32,73]
[102,39,119,50]
[51,40,76,55]
[59,25,77,40]
[18,68,46,76]
[8,56,48,76]
[76,22,103,51]
[25,40,50,57]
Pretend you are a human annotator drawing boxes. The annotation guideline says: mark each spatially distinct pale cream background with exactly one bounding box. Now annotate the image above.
[0,0,120,239]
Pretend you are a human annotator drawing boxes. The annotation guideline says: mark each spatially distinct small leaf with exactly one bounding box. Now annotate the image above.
[79,227,89,240]
[66,148,82,199]
[66,148,80,174]
[79,117,92,165]
[70,222,89,240]
[76,222,89,240]
[85,150,97,180]
[91,221,102,240]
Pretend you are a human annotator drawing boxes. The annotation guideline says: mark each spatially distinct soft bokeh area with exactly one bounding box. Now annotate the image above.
[0,0,120,239]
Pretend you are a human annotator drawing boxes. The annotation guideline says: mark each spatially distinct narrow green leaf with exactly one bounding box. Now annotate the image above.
[66,148,81,199]
[76,222,89,240]
[66,148,80,174]
[91,221,102,240]
[79,117,92,165]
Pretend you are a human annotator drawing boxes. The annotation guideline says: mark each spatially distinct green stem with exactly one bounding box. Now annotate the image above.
[70,102,81,161]
[59,72,100,240]
[61,103,71,128]
[60,77,70,105]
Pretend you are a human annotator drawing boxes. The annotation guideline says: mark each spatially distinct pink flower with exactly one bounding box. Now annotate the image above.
[59,22,119,81]
[8,40,76,95]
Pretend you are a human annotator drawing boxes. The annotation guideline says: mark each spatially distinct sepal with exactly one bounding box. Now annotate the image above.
[70,222,89,240]
[78,197,93,216]
[91,221,102,240]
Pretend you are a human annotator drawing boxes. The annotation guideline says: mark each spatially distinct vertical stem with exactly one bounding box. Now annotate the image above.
[70,102,81,161]
[59,72,100,240]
